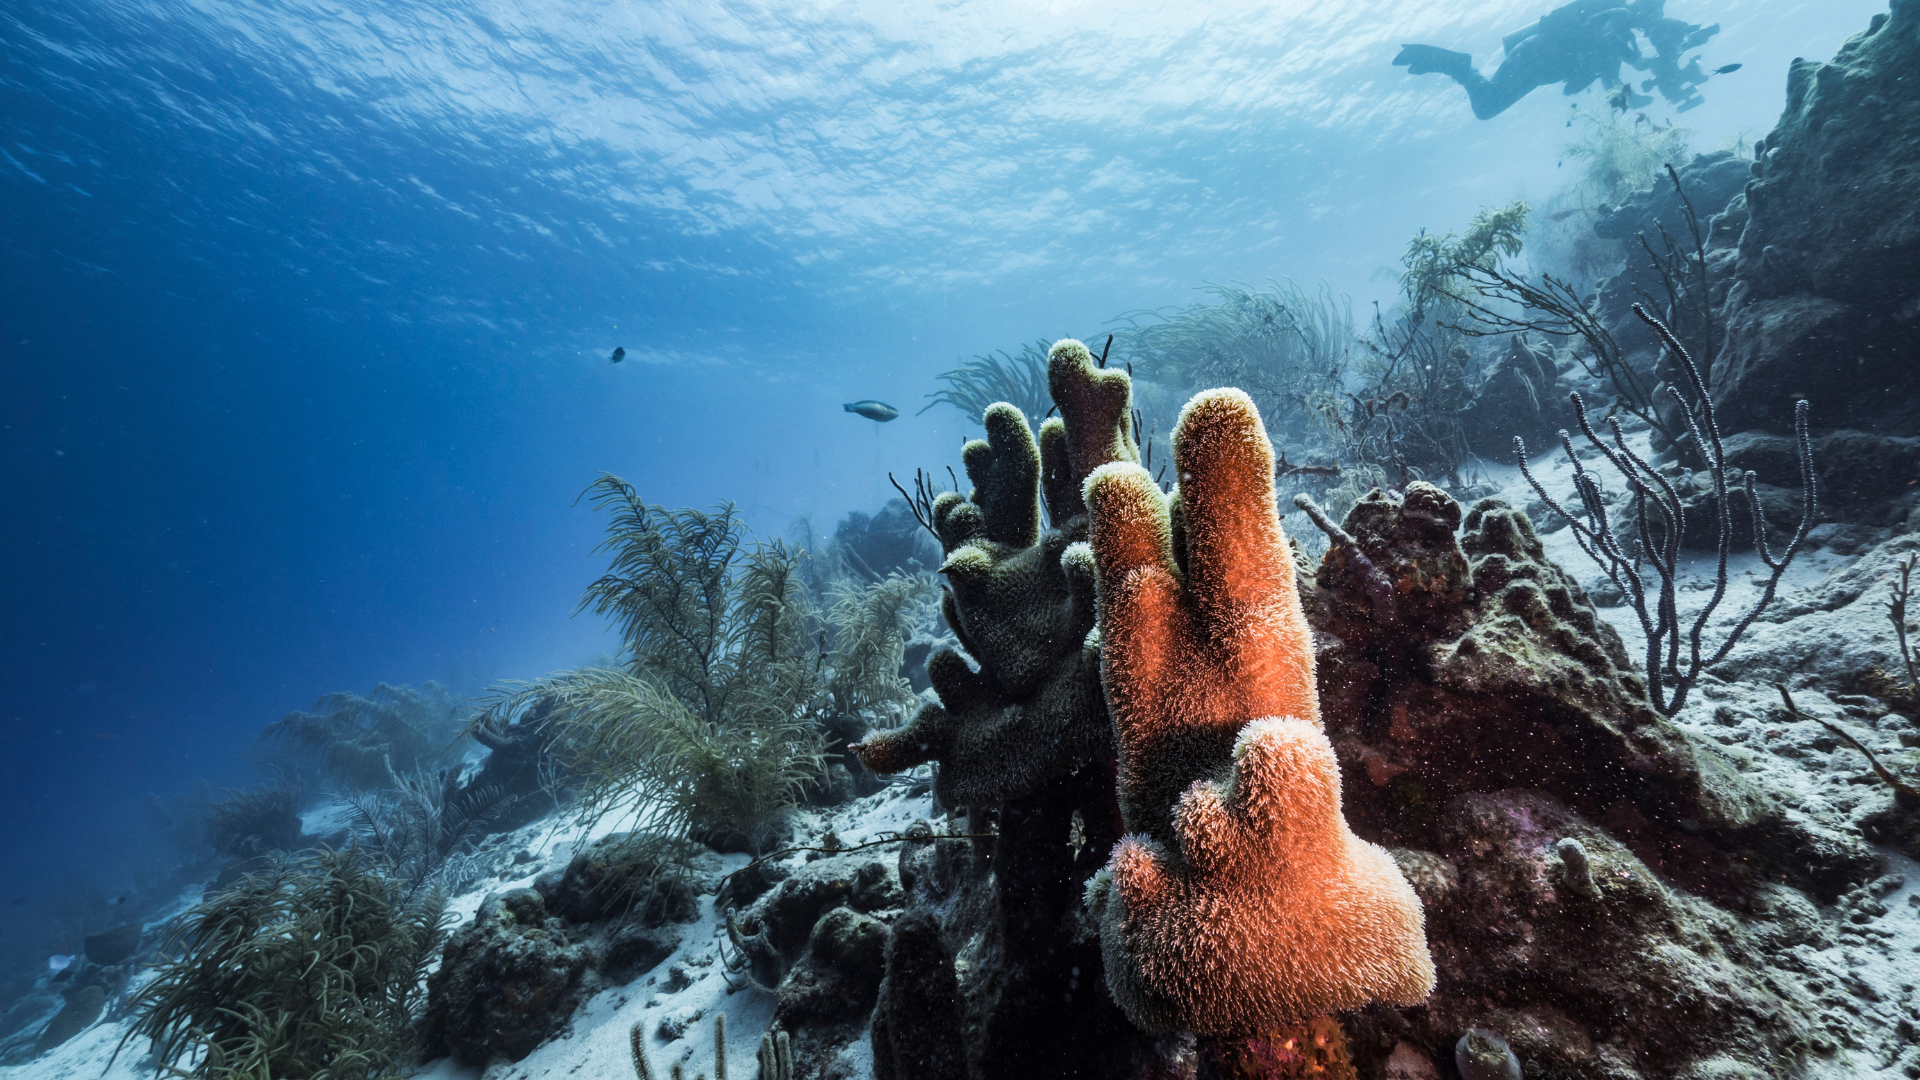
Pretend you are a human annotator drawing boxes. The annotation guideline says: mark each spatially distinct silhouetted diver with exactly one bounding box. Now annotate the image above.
[1394,0,1721,119]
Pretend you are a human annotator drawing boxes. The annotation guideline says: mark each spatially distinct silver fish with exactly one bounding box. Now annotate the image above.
[844,400,900,422]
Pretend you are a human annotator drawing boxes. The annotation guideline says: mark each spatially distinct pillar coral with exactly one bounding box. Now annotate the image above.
[853,340,1136,807]
[1081,388,1436,1035]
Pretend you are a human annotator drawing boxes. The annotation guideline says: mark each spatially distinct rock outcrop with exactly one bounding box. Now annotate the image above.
[1713,4,1920,442]
[423,834,708,1064]
[1313,485,1877,903]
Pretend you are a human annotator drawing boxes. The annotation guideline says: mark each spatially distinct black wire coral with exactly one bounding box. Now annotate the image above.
[1515,305,1815,715]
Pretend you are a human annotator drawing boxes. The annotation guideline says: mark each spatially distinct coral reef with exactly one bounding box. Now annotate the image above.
[1293,480,1914,1078]
[919,341,1054,428]
[1452,1028,1519,1080]
[724,852,899,993]
[832,499,940,581]
[203,781,307,861]
[463,704,566,832]
[1353,791,1820,1080]
[488,478,932,857]
[1590,149,1752,359]
[1113,280,1351,447]
[1514,308,1814,711]
[30,986,103,1056]
[488,483,830,854]
[770,908,887,1027]
[537,831,704,926]
[1311,484,1875,901]
[851,342,1178,1078]
[1457,334,1564,461]
[756,1027,795,1080]
[81,923,140,966]
[345,762,514,894]
[1082,388,1433,1035]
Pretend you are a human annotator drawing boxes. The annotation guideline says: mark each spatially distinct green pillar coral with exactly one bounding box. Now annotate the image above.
[853,340,1134,807]
[1081,388,1435,1036]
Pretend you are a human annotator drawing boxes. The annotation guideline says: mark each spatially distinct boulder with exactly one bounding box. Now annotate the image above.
[424,890,599,1065]
[30,986,104,1056]
[82,924,141,967]
[1461,335,1566,461]
[834,499,939,579]
[1367,792,1815,1080]
[1713,5,1920,440]
[533,832,702,926]
[773,908,888,1026]
[425,866,690,1064]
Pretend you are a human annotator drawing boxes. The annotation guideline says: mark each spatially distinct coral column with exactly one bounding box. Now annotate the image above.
[1081,389,1436,1048]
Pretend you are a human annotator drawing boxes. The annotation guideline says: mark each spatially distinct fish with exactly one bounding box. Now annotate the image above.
[48,955,75,973]
[609,346,625,364]
[844,400,900,422]
[1713,63,1742,75]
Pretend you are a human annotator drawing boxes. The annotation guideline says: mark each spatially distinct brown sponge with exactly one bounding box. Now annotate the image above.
[1082,388,1434,1034]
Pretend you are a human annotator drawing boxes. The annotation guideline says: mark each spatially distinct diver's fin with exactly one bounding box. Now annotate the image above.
[1681,24,1720,51]
[1392,44,1475,80]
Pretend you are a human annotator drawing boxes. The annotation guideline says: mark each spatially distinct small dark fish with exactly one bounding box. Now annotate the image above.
[609,346,625,364]
[6,898,23,908]
[1713,63,1742,75]
[844,400,900,422]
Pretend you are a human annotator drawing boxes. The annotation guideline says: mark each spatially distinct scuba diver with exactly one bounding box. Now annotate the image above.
[1394,0,1722,119]
[1630,0,1723,111]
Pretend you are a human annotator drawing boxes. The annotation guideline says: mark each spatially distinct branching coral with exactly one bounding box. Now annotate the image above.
[1515,306,1815,715]
[481,478,929,853]
[1081,388,1434,1035]
[121,848,447,1080]
[479,482,825,852]
[853,339,1135,806]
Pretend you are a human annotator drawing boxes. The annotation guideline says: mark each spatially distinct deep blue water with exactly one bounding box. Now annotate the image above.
[0,0,1887,934]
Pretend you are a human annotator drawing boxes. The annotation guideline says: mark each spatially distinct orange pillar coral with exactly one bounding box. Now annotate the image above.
[1081,388,1435,1035]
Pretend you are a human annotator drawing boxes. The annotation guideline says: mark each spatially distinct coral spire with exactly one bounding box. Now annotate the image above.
[1082,388,1434,1035]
